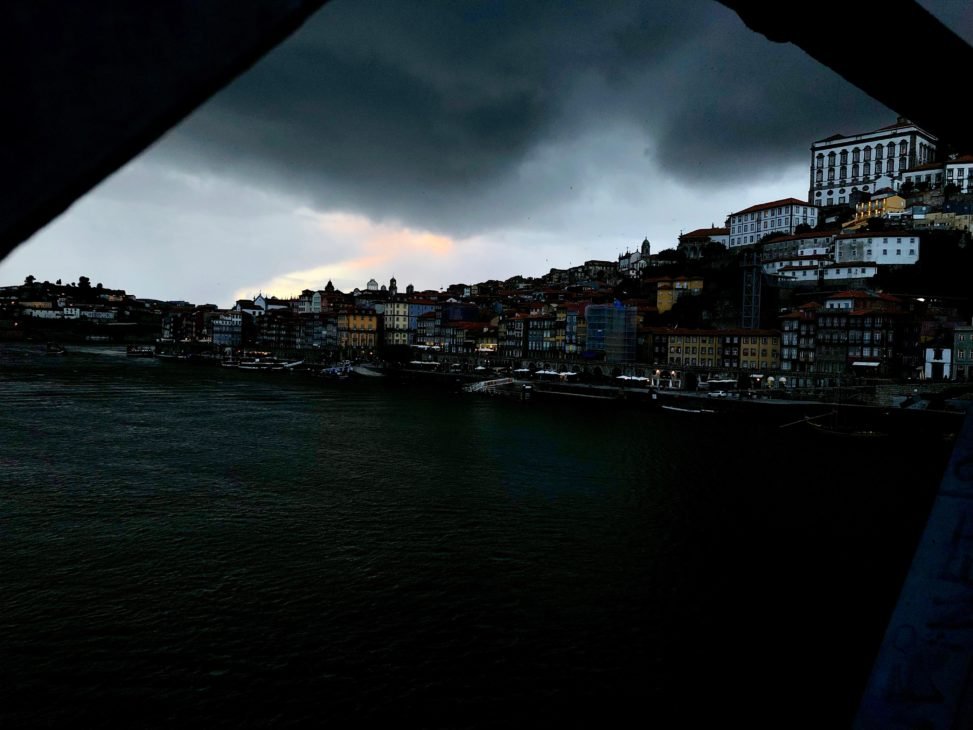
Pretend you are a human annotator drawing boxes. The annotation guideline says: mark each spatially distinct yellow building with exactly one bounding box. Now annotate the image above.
[853,193,905,223]
[338,310,379,352]
[665,330,722,368]
[737,332,781,371]
[652,276,704,314]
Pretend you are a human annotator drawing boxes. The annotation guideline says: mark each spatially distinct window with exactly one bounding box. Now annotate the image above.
[864,146,872,161]
[853,148,860,162]
[875,145,883,159]
[816,154,824,169]
[882,249,887,256]
[828,151,836,166]
[840,150,848,165]
[896,249,901,256]
[875,160,882,174]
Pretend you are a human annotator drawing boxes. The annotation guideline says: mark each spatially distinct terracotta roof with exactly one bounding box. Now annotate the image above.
[906,161,943,173]
[827,289,869,299]
[763,229,840,242]
[644,326,780,337]
[763,253,829,263]
[947,154,973,164]
[875,120,913,132]
[445,321,489,331]
[680,227,729,239]
[730,198,815,217]
[835,231,915,240]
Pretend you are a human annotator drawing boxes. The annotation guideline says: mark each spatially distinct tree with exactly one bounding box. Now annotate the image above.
[944,182,960,203]
[702,240,728,259]
[899,180,915,197]
[24,274,35,285]
[78,276,91,289]
[793,223,811,234]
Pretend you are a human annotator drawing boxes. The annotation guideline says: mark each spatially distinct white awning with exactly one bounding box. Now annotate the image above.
[852,361,880,367]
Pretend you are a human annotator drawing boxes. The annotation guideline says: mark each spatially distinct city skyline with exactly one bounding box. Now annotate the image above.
[1,0,968,307]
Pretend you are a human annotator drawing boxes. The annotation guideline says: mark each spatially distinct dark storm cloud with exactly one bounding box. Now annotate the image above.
[165,0,894,233]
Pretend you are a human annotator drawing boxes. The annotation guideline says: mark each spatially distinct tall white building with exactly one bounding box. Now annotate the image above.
[727,198,818,248]
[809,118,937,206]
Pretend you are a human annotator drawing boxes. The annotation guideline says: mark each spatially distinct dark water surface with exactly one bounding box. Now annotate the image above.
[0,345,954,727]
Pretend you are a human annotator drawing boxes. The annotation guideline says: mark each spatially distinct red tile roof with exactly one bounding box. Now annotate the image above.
[763,229,840,242]
[730,198,815,216]
[835,231,915,240]
[906,161,943,173]
[680,227,729,239]
[875,120,913,132]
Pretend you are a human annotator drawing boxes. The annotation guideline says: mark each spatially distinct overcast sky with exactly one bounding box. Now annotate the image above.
[2,0,970,306]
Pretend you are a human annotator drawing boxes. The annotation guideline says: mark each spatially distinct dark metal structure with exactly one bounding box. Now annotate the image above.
[717,1,973,156]
[1,1,329,263]
[740,250,761,329]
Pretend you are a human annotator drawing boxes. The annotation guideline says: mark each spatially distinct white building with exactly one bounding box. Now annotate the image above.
[809,118,937,206]
[899,162,944,191]
[727,198,818,248]
[618,238,651,277]
[760,230,837,260]
[833,233,920,266]
[945,155,973,193]
[820,262,879,282]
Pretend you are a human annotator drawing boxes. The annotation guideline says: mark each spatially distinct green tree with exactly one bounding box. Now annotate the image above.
[24,274,35,286]
[78,276,91,289]
[702,240,728,259]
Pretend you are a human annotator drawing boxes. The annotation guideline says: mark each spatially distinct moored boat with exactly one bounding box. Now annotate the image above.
[126,345,156,357]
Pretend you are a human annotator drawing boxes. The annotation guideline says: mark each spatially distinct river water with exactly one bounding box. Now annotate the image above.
[0,344,955,727]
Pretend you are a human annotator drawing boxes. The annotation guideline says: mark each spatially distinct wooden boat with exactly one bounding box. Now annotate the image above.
[661,404,716,414]
[800,411,887,439]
